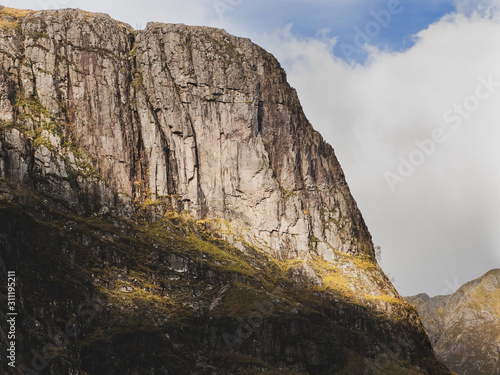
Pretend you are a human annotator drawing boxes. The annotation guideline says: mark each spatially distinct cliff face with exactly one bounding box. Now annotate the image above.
[0,7,371,261]
[406,269,500,375]
[0,7,449,375]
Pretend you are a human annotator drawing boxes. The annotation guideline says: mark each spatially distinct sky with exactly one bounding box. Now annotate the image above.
[3,0,499,297]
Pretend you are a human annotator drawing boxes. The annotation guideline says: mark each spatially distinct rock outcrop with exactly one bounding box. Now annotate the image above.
[406,269,500,375]
[0,7,450,375]
[0,7,371,261]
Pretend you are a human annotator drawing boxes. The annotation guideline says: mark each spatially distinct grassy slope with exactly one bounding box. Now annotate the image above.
[0,7,448,373]
[0,185,447,374]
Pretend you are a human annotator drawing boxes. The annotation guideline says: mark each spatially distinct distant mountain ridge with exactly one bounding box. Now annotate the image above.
[406,269,500,375]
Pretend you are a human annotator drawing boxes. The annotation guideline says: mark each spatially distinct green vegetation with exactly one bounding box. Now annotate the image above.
[334,349,429,375]
[3,93,106,183]
[0,7,33,29]
[0,7,34,18]
[19,96,53,119]
[213,352,308,374]
[0,94,436,374]
[0,171,447,374]
[0,120,28,132]
[0,18,17,29]
[0,18,445,371]
[29,31,50,40]
[130,72,144,90]
[59,38,127,61]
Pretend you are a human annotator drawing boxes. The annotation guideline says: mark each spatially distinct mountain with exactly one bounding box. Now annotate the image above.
[406,269,500,375]
[0,6,450,374]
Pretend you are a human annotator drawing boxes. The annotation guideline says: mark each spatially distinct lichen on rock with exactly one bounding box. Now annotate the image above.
[0,7,451,375]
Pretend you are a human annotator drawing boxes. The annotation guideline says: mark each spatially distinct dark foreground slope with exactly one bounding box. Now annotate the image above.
[407,269,500,375]
[0,7,449,374]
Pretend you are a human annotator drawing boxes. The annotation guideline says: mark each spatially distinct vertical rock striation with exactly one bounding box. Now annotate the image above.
[1,8,372,261]
[0,7,450,375]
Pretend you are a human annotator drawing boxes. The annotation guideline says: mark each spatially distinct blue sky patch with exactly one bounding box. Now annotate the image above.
[225,0,457,63]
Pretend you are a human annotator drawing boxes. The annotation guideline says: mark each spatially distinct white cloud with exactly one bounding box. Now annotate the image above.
[261,11,500,296]
[455,0,500,15]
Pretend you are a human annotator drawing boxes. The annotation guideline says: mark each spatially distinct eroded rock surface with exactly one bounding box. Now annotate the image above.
[1,8,372,261]
[0,7,450,375]
[406,269,500,375]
